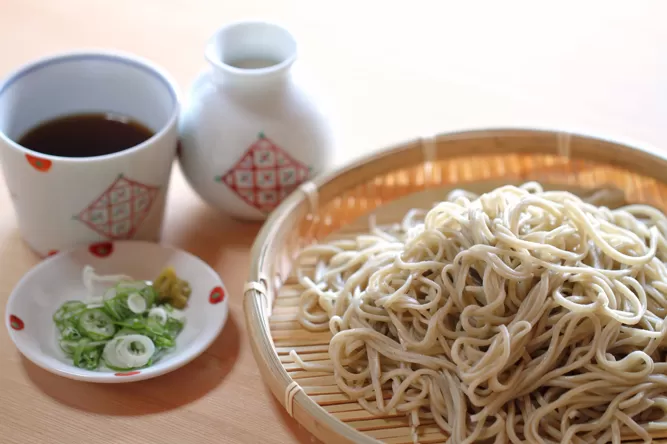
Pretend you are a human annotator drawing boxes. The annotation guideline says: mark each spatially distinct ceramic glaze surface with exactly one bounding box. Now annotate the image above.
[5,241,228,383]
[0,52,180,256]
[178,21,334,221]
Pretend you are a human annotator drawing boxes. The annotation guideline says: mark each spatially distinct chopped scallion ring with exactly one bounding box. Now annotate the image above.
[54,266,190,371]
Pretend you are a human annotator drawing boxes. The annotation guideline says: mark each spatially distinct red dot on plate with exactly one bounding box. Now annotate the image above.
[209,286,225,304]
[89,242,113,258]
[9,315,24,331]
[115,371,140,377]
[46,250,59,257]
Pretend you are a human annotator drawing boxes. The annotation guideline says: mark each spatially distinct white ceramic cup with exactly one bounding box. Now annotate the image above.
[0,52,180,257]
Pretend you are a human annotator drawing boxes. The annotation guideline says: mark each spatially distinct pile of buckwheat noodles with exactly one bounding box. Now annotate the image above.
[290,182,667,444]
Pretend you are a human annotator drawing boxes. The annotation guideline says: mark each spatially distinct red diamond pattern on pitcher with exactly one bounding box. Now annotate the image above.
[216,133,310,213]
[76,175,159,240]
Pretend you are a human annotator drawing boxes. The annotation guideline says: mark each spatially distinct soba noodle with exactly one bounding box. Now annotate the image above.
[290,182,667,444]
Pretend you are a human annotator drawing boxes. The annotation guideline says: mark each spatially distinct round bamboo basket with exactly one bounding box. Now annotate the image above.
[244,128,667,444]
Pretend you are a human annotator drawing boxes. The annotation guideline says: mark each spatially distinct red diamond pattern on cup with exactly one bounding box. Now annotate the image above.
[216,133,310,214]
[77,175,159,240]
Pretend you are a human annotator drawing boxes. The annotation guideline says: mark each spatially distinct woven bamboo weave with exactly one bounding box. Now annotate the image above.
[245,129,667,443]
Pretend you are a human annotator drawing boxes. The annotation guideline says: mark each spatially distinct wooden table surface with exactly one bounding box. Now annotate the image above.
[1,1,667,443]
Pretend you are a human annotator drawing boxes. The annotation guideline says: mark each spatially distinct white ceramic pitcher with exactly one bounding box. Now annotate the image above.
[178,20,335,221]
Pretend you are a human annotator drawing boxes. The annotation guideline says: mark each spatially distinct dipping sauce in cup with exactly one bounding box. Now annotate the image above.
[0,51,180,256]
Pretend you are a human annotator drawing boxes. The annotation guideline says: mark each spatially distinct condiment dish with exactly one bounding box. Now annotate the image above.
[5,240,228,383]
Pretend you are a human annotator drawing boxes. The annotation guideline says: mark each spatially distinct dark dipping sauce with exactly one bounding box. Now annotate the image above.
[17,113,154,158]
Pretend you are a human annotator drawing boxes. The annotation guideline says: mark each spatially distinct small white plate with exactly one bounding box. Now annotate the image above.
[5,240,228,383]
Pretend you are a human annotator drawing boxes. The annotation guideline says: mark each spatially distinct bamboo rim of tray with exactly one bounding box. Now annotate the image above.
[244,127,667,444]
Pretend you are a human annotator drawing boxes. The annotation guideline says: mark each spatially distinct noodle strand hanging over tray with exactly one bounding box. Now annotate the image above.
[290,182,667,444]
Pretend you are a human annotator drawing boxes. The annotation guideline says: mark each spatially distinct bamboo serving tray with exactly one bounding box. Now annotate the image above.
[244,128,667,444]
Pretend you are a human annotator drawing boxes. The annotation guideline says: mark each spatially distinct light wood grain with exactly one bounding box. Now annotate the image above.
[2,1,667,444]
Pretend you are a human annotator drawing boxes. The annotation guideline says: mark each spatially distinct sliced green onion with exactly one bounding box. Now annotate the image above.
[165,305,186,321]
[103,334,155,369]
[79,346,103,370]
[152,335,175,349]
[127,293,147,314]
[115,328,140,337]
[72,338,91,367]
[53,301,86,323]
[59,339,80,354]
[59,325,82,340]
[115,316,147,330]
[165,317,184,338]
[103,287,117,300]
[140,285,157,307]
[71,338,105,370]
[78,308,116,340]
[103,294,133,321]
[148,307,168,325]
[63,338,107,356]
[117,280,148,291]
[55,266,188,372]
